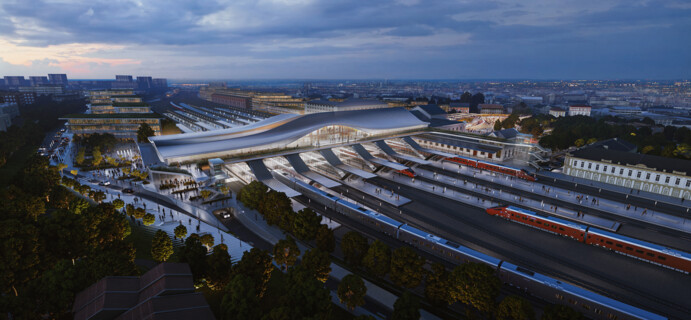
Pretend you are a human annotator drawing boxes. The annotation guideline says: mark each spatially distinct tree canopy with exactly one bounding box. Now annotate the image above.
[362,240,391,278]
[341,231,369,267]
[137,123,155,143]
[315,224,335,253]
[390,246,425,288]
[301,248,332,283]
[273,236,300,270]
[449,262,501,315]
[337,274,366,310]
[497,295,535,320]
[391,291,421,320]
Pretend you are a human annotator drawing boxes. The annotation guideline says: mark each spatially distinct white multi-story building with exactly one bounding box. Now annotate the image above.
[569,105,592,117]
[304,99,390,114]
[549,108,566,117]
[564,148,691,200]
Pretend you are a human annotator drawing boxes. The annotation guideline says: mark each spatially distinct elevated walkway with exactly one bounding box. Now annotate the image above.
[246,159,301,197]
[319,149,377,179]
[351,144,408,171]
[374,140,431,165]
[402,136,457,158]
[284,154,341,188]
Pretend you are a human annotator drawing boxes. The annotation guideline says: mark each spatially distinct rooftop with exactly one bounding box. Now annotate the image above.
[306,98,388,108]
[587,138,637,153]
[61,113,161,119]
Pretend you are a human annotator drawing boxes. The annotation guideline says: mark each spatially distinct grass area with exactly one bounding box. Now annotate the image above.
[0,144,38,187]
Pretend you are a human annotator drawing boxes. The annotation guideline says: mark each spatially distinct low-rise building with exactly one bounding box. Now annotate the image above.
[549,107,566,117]
[0,102,19,132]
[569,105,592,117]
[479,104,504,114]
[61,113,162,139]
[564,147,691,200]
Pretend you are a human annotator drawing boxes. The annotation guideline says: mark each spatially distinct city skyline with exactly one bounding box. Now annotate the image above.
[0,0,689,80]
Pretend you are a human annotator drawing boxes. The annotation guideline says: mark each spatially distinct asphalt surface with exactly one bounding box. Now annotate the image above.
[338,178,691,320]
[416,164,691,252]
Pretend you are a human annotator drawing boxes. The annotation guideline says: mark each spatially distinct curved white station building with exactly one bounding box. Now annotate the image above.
[150,107,428,164]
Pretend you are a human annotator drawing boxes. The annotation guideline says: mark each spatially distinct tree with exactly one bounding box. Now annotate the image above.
[206,244,232,290]
[460,91,472,103]
[142,213,155,226]
[233,248,273,298]
[541,304,583,320]
[137,123,155,143]
[497,295,535,320]
[75,147,85,165]
[180,234,208,285]
[259,190,293,230]
[341,231,369,267]
[276,266,333,319]
[449,263,501,315]
[220,274,261,320]
[315,224,335,253]
[237,180,268,210]
[390,246,425,288]
[92,190,106,203]
[301,249,331,283]
[391,291,421,320]
[112,199,125,210]
[293,208,322,240]
[92,147,102,166]
[133,207,146,219]
[200,189,212,200]
[151,230,173,263]
[0,219,41,297]
[641,145,655,154]
[83,203,131,247]
[425,262,452,306]
[362,240,391,278]
[200,233,215,249]
[338,274,366,310]
[125,203,135,216]
[273,236,300,270]
[494,119,502,131]
[574,138,585,147]
[586,138,597,145]
[174,224,187,240]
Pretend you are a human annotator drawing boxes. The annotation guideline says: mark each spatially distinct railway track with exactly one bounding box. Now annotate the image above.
[349,179,691,319]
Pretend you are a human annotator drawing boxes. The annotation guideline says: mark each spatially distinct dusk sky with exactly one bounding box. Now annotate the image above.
[1,0,689,79]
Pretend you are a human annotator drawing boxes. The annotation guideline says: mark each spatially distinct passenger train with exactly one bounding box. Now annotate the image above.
[278,174,667,320]
[396,168,416,178]
[443,155,537,181]
[486,206,691,274]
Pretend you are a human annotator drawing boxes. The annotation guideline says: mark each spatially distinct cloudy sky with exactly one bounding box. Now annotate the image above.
[0,0,689,79]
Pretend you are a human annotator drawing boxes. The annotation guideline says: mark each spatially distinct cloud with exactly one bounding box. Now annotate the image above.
[0,0,688,78]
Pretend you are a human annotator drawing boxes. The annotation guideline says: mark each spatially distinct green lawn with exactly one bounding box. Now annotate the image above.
[0,144,38,187]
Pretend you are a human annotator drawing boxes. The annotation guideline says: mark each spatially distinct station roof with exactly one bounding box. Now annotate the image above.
[150,107,428,160]
[416,133,502,154]
[306,98,388,108]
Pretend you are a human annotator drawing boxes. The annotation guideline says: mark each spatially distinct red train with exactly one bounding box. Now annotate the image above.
[444,155,536,181]
[397,168,416,178]
[486,206,691,274]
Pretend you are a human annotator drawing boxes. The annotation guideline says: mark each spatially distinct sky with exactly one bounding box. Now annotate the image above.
[0,0,689,80]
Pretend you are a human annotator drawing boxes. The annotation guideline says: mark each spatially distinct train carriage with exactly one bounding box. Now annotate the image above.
[487,206,588,240]
[444,155,537,181]
[586,228,691,274]
[335,199,403,237]
[498,262,667,320]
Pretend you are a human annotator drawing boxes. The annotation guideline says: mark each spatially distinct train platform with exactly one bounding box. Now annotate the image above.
[538,171,690,209]
[403,167,621,232]
[425,161,691,234]
[341,175,411,207]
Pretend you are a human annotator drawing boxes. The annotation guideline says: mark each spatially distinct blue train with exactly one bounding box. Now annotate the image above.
[278,174,667,320]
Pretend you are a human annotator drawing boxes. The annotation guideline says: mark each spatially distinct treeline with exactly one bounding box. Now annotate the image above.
[0,96,86,167]
[0,155,136,318]
[539,116,691,159]
[237,181,584,320]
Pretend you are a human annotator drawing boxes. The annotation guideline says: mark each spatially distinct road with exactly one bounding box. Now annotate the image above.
[332,178,691,320]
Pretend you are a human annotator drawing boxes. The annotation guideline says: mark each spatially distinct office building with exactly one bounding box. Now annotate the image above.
[48,74,68,86]
[115,75,133,82]
[0,102,20,132]
[211,92,253,109]
[0,91,36,106]
[3,76,27,87]
[152,78,168,88]
[304,99,389,114]
[569,105,592,117]
[19,85,64,95]
[136,76,153,89]
[29,76,49,86]
[62,90,160,139]
[564,147,690,200]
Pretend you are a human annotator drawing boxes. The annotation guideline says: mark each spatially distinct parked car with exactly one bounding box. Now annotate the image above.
[122,188,134,194]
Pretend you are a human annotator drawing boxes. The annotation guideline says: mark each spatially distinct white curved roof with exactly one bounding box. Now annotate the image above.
[150,107,428,160]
